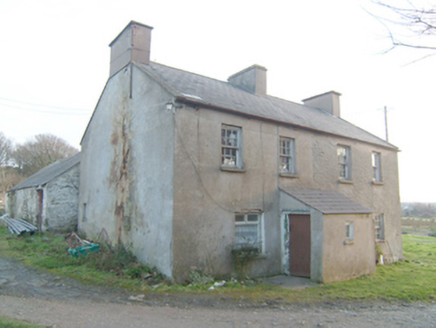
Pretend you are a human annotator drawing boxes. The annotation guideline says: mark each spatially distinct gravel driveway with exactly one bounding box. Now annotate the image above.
[1,256,435,327]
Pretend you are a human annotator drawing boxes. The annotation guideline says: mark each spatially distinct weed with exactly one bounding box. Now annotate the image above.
[231,244,260,279]
[188,267,214,285]
[0,316,43,328]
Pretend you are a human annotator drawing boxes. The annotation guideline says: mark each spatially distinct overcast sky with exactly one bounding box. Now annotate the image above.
[0,0,435,202]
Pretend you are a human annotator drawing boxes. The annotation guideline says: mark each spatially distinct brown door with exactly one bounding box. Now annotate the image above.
[289,214,311,277]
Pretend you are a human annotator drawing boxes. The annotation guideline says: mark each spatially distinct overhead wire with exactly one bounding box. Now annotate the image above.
[0,95,92,115]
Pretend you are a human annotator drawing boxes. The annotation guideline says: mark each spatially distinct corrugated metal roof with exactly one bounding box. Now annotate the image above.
[141,62,396,150]
[280,188,372,214]
[9,152,81,191]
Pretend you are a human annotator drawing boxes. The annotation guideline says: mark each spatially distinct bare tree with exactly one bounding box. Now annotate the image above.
[368,0,436,52]
[0,133,14,211]
[13,134,79,177]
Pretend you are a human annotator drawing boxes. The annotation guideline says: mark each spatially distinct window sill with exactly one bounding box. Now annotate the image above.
[279,172,298,179]
[220,166,246,173]
[338,178,353,184]
[343,240,354,245]
[372,180,384,186]
[376,239,385,243]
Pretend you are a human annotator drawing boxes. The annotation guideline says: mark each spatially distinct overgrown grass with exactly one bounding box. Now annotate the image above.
[0,316,43,328]
[0,226,435,303]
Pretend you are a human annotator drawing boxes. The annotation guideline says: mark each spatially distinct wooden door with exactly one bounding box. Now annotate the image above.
[289,214,311,277]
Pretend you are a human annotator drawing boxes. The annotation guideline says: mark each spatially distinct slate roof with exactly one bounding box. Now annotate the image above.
[140,62,396,150]
[9,152,81,192]
[280,188,372,214]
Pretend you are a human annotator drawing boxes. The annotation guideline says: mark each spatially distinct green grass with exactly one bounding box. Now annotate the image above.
[0,226,435,303]
[0,316,43,328]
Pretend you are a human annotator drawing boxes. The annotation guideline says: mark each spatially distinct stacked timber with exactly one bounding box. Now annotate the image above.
[0,214,38,235]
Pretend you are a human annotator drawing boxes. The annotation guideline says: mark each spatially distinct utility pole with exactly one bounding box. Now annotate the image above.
[384,105,389,142]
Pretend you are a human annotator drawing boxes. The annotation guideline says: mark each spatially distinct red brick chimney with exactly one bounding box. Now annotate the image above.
[109,21,153,78]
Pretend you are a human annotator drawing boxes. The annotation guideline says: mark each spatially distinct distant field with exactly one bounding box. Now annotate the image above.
[402,217,436,236]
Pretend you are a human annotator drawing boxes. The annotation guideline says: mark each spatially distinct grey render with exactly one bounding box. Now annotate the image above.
[6,152,81,232]
[78,21,402,283]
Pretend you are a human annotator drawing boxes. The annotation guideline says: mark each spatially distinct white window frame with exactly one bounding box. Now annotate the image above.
[374,214,385,241]
[372,152,382,182]
[338,145,351,180]
[221,125,242,168]
[345,221,354,241]
[279,137,296,174]
[234,213,264,253]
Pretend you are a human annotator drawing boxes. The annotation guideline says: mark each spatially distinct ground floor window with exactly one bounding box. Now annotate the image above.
[345,221,354,241]
[235,213,263,252]
[374,214,385,241]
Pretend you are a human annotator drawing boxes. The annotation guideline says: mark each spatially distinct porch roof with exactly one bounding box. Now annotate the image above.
[280,188,372,214]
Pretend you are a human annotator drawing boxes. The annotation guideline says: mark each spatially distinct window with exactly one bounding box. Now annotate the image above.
[235,213,263,252]
[221,125,242,168]
[337,145,351,180]
[279,137,296,174]
[374,214,385,241]
[345,222,354,241]
[372,152,382,182]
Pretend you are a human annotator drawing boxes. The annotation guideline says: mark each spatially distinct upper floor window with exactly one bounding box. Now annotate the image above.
[374,214,385,241]
[337,145,351,180]
[221,125,242,168]
[372,152,382,182]
[279,137,296,174]
[235,213,263,252]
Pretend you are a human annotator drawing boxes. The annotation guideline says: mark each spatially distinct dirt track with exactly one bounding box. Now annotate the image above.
[1,256,436,327]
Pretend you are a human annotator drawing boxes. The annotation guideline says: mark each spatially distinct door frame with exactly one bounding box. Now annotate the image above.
[281,210,311,276]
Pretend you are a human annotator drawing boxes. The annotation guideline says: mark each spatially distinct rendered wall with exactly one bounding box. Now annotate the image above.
[322,213,376,283]
[172,105,281,281]
[78,65,174,277]
[171,104,401,281]
[278,129,402,263]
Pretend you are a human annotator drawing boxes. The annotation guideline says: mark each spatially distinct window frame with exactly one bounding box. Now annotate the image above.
[372,152,382,182]
[221,125,243,169]
[345,221,354,241]
[279,136,296,174]
[337,145,351,180]
[234,212,264,253]
[374,213,385,241]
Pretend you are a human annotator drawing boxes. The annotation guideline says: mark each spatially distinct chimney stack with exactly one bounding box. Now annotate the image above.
[109,21,153,78]
[302,91,341,117]
[228,65,267,96]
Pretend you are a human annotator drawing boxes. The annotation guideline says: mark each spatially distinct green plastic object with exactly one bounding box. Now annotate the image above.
[68,244,100,257]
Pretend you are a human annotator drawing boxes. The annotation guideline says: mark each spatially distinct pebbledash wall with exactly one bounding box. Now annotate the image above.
[6,164,80,232]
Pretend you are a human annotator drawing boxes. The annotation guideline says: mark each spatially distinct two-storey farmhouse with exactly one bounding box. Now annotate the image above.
[78,21,402,283]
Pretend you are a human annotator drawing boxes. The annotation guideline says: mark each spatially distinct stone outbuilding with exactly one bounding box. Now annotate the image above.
[78,21,403,283]
[6,153,81,232]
